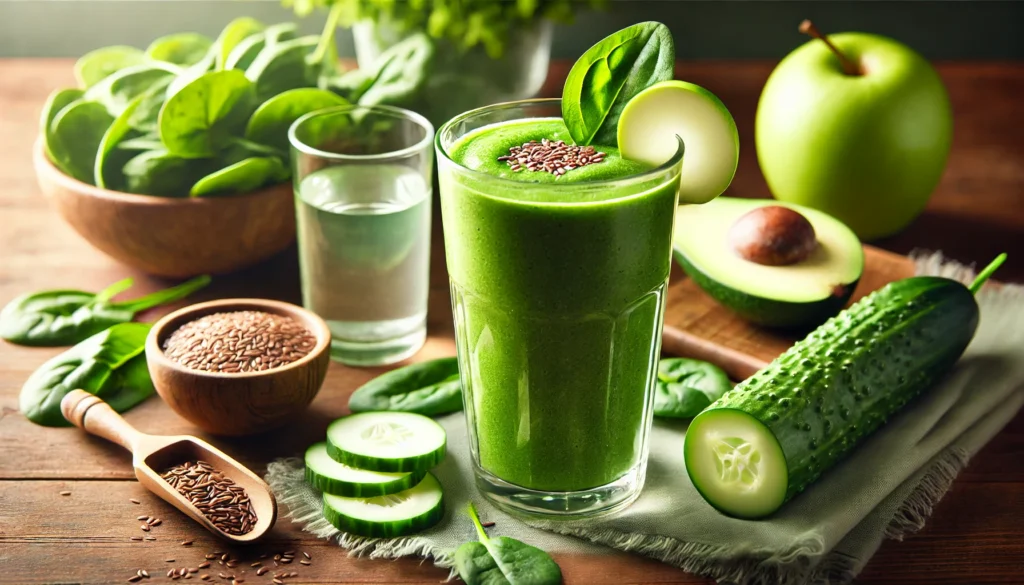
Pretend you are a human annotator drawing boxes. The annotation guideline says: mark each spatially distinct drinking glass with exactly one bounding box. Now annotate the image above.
[289,105,434,366]
[436,99,684,517]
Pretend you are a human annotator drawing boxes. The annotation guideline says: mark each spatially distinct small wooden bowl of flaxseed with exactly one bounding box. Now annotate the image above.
[146,299,331,436]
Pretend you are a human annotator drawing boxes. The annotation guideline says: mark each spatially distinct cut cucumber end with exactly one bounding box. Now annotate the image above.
[305,442,424,497]
[322,472,445,538]
[684,408,788,519]
[326,412,446,473]
[618,80,739,205]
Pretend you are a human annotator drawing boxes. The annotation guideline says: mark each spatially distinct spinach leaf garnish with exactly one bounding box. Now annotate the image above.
[561,22,674,147]
[0,275,210,346]
[19,322,155,426]
[455,503,563,585]
[348,357,463,416]
[653,358,732,419]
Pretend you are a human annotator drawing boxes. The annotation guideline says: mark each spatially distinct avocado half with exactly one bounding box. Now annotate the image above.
[673,197,864,329]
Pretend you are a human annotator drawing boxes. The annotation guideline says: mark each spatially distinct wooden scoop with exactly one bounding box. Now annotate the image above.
[61,390,277,543]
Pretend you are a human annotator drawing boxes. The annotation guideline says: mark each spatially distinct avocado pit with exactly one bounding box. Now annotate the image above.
[729,206,818,266]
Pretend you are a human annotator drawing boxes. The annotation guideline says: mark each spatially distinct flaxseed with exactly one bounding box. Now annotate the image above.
[162,311,316,373]
[160,460,257,535]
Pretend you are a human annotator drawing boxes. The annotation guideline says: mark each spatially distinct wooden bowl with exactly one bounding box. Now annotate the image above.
[146,299,332,436]
[33,139,296,278]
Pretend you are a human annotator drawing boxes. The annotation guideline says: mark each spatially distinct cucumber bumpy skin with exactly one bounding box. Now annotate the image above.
[685,275,982,519]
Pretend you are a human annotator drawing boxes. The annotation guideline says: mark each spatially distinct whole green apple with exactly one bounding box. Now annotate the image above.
[756,27,952,241]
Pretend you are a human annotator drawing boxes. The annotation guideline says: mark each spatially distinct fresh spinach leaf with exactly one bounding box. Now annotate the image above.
[85,63,180,117]
[146,32,213,66]
[323,68,375,103]
[224,23,299,72]
[348,357,463,416]
[159,69,256,158]
[358,33,435,109]
[653,358,731,419]
[0,275,210,347]
[46,100,114,183]
[190,156,289,197]
[245,87,348,153]
[40,89,86,164]
[561,22,674,146]
[455,503,562,585]
[74,45,148,89]
[40,88,85,134]
[122,149,217,196]
[126,75,174,133]
[246,35,320,102]
[165,49,217,98]
[95,95,146,190]
[117,135,165,152]
[214,17,266,71]
[19,322,155,427]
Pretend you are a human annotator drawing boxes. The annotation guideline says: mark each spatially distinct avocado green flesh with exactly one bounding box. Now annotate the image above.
[673,197,863,327]
[684,276,979,518]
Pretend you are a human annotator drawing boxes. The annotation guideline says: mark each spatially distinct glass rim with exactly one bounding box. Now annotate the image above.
[435,98,684,188]
[288,104,435,162]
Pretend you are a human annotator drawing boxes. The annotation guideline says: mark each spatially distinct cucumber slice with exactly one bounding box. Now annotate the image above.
[305,442,425,497]
[326,412,446,472]
[322,473,444,537]
[684,408,788,519]
[618,80,739,204]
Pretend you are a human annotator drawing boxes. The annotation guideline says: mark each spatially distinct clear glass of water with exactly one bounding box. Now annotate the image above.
[288,105,435,366]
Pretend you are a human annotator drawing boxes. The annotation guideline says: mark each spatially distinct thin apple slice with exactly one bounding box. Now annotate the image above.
[618,80,739,204]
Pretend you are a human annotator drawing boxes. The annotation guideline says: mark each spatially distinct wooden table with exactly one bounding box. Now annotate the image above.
[1,59,1022,584]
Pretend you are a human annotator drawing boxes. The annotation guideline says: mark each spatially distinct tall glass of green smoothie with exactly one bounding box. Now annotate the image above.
[436,99,683,517]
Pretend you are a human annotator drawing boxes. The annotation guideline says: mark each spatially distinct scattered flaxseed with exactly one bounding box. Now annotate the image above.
[60,490,71,496]
[140,524,150,532]
[181,540,193,546]
[256,567,268,576]
[145,536,157,541]
[128,575,142,583]
[149,518,162,527]
[201,576,210,582]
[497,139,606,178]
[165,558,175,562]
[302,552,311,560]
[299,560,310,566]
[198,562,210,569]
[130,536,143,541]
[205,553,217,560]
[140,569,150,578]
[482,521,496,528]
[163,310,316,373]
[136,515,148,521]
[272,579,283,585]
[130,498,141,505]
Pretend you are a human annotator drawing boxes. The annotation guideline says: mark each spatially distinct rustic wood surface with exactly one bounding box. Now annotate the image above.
[1,58,1022,584]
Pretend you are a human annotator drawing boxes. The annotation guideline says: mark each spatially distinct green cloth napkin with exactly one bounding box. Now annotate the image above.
[265,253,1024,585]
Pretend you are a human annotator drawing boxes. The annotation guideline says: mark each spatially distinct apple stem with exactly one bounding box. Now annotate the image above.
[799,19,862,76]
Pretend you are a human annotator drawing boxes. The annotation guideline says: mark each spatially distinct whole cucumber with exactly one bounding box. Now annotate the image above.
[684,255,1004,519]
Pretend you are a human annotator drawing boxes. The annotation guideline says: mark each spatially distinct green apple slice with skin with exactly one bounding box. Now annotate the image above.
[618,80,739,204]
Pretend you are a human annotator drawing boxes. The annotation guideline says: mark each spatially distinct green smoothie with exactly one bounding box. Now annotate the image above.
[440,117,681,492]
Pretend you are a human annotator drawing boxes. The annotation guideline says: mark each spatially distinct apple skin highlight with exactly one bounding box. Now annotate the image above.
[755,31,953,241]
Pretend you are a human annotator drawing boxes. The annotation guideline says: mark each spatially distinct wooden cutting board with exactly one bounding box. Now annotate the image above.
[662,245,915,380]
